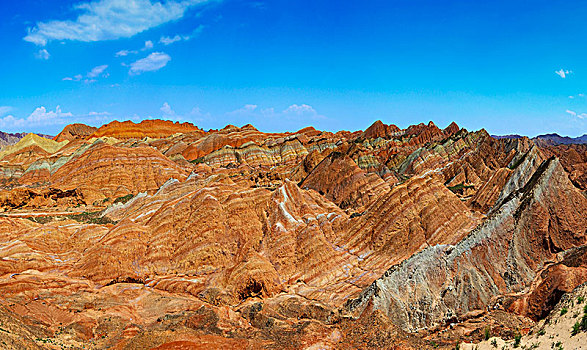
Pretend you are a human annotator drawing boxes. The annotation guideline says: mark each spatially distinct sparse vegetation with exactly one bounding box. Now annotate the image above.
[513,334,521,348]
[66,211,117,225]
[447,183,474,193]
[491,338,498,347]
[577,296,584,304]
[537,329,545,336]
[190,157,206,164]
[25,215,54,224]
[560,307,567,316]
[485,327,491,340]
[113,193,134,204]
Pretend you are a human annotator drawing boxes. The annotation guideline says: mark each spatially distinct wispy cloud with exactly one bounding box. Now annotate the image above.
[24,0,213,46]
[159,25,204,45]
[129,52,171,75]
[555,69,573,78]
[87,64,109,78]
[115,49,137,57]
[160,35,182,45]
[566,109,586,119]
[226,103,325,122]
[63,64,109,83]
[156,102,209,122]
[35,49,50,60]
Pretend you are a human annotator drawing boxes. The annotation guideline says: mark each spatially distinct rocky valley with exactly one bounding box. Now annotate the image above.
[0,119,585,349]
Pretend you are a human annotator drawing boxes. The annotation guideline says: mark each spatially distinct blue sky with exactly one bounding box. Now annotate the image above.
[0,0,585,136]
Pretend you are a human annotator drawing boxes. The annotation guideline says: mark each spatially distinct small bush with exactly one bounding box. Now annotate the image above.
[577,296,585,304]
[113,194,134,204]
[537,329,545,336]
[491,338,498,347]
[485,327,491,340]
[581,314,587,331]
[572,321,580,336]
[513,333,521,348]
[560,307,568,316]
[190,157,206,164]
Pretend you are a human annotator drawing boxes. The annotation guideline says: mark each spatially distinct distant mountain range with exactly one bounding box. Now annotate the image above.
[492,133,587,145]
[0,130,54,148]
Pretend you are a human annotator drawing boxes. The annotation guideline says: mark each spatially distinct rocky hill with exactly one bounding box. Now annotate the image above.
[0,120,584,349]
[0,131,53,148]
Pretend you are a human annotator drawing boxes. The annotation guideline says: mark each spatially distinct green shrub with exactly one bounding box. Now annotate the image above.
[190,157,206,164]
[113,194,134,204]
[581,314,587,331]
[491,338,498,347]
[513,333,521,348]
[560,307,568,316]
[485,327,491,340]
[572,321,580,336]
[578,296,585,304]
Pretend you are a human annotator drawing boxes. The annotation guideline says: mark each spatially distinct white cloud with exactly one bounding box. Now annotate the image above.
[226,103,325,123]
[63,65,108,83]
[24,0,212,46]
[283,104,318,116]
[61,74,84,81]
[143,40,154,50]
[555,69,573,78]
[88,111,111,116]
[0,106,74,129]
[87,64,108,78]
[28,106,73,123]
[226,104,259,117]
[160,102,175,115]
[160,34,182,45]
[159,25,204,45]
[567,110,587,120]
[35,49,50,60]
[115,49,137,57]
[129,52,171,75]
[243,104,258,111]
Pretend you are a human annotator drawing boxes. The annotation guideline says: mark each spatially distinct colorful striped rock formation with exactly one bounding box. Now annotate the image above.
[0,119,584,349]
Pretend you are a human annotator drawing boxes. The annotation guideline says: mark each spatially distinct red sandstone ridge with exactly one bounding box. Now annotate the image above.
[53,123,98,142]
[362,120,401,139]
[443,121,460,136]
[0,119,584,349]
[89,119,204,139]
